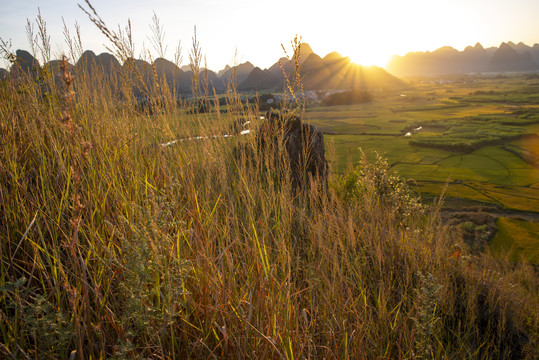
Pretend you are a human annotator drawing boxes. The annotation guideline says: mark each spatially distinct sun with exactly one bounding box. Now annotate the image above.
[349,49,393,68]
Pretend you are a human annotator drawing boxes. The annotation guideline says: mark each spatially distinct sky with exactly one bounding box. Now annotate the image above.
[1,0,538,71]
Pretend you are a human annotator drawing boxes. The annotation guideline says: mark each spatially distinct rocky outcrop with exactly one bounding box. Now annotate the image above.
[257,111,328,189]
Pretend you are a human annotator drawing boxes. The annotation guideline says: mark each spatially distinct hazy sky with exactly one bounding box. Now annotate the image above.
[1,0,538,70]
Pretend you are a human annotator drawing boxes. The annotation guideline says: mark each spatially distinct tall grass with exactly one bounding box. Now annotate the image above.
[0,6,538,359]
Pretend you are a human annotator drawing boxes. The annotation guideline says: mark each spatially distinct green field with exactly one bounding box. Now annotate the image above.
[491,217,539,264]
[305,74,539,261]
[306,75,539,208]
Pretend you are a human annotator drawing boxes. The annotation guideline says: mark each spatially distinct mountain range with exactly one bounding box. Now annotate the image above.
[387,41,539,76]
[5,41,538,92]
[3,44,405,95]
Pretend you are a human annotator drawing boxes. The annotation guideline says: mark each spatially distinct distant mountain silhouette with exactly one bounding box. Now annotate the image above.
[319,52,351,88]
[238,67,281,91]
[509,41,531,53]
[6,42,404,95]
[268,57,294,79]
[298,50,405,91]
[296,43,314,64]
[531,44,539,63]
[44,59,74,84]
[153,57,187,94]
[12,50,40,77]
[199,68,225,93]
[301,53,332,89]
[218,61,255,88]
[119,57,154,97]
[487,42,537,72]
[236,44,404,91]
[74,50,121,82]
[388,42,539,75]
[76,50,97,69]
[262,43,314,81]
[96,52,121,73]
[217,65,231,78]
[460,43,489,73]
[508,42,539,64]
[8,39,539,94]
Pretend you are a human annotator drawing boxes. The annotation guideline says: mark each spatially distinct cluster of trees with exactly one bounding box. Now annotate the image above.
[322,89,373,106]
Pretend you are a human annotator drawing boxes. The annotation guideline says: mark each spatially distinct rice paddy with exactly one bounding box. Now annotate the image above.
[305,74,539,263]
[306,74,539,211]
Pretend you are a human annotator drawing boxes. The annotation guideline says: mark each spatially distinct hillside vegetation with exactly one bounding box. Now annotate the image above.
[0,9,538,360]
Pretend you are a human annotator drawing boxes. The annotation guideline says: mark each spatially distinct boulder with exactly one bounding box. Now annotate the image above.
[257,110,328,189]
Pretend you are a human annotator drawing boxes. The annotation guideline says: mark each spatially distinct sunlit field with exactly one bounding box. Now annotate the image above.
[309,76,539,179]
[303,75,539,264]
[491,217,539,263]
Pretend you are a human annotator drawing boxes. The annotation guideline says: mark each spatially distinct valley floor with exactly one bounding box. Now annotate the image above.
[305,73,539,263]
